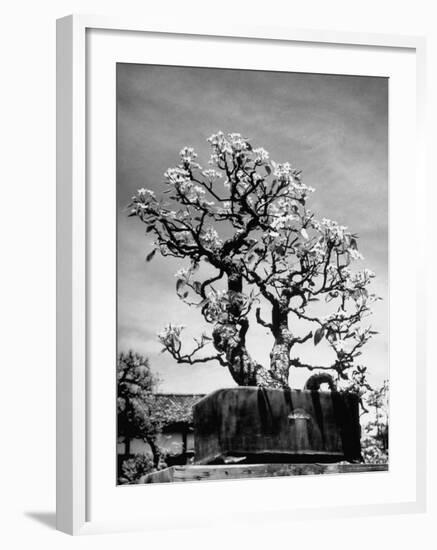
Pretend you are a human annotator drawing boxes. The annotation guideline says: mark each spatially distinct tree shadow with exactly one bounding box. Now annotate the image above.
[25,511,56,530]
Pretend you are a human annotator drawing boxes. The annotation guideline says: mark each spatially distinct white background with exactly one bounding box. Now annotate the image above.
[0,0,436,548]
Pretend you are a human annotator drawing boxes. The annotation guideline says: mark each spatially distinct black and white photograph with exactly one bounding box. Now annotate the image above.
[116,63,389,485]
[1,1,433,545]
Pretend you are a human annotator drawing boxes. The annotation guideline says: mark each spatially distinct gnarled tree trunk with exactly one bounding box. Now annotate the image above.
[212,273,282,388]
[269,303,293,387]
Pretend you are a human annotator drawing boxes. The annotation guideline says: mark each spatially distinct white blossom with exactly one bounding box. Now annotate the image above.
[332,339,346,353]
[227,133,249,153]
[165,167,191,187]
[202,168,222,180]
[207,132,232,154]
[321,218,349,243]
[348,248,364,261]
[179,146,198,163]
[273,162,294,181]
[253,147,270,163]
[200,226,223,251]
[157,323,186,346]
[207,132,249,156]
[174,267,190,280]
[270,214,296,230]
[137,188,155,198]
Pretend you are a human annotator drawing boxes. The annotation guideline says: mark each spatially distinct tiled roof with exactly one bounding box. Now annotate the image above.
[153,393,205,426]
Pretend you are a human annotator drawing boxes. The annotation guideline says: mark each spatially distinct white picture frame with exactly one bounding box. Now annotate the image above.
[56,14,427,535]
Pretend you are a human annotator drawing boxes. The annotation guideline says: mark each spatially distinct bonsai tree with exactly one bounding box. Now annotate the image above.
[129,132,380,390]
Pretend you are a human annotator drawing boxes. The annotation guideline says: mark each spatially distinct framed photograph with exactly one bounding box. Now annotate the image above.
[56,14,427,535]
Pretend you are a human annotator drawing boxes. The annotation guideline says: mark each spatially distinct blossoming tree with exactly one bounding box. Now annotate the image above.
[129,132,380,391]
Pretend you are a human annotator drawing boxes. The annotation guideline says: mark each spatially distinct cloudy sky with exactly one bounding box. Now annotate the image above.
[117,63,388,394]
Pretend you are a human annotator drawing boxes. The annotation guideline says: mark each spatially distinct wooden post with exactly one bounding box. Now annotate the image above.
[182,429,187,463]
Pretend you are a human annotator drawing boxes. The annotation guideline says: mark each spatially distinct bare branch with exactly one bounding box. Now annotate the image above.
[291,331,313,345]
[290,358,334,371]
[255,307,273,329]
[163,335,228,367]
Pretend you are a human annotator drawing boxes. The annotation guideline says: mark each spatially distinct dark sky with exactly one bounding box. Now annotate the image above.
[117,63,388,393]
